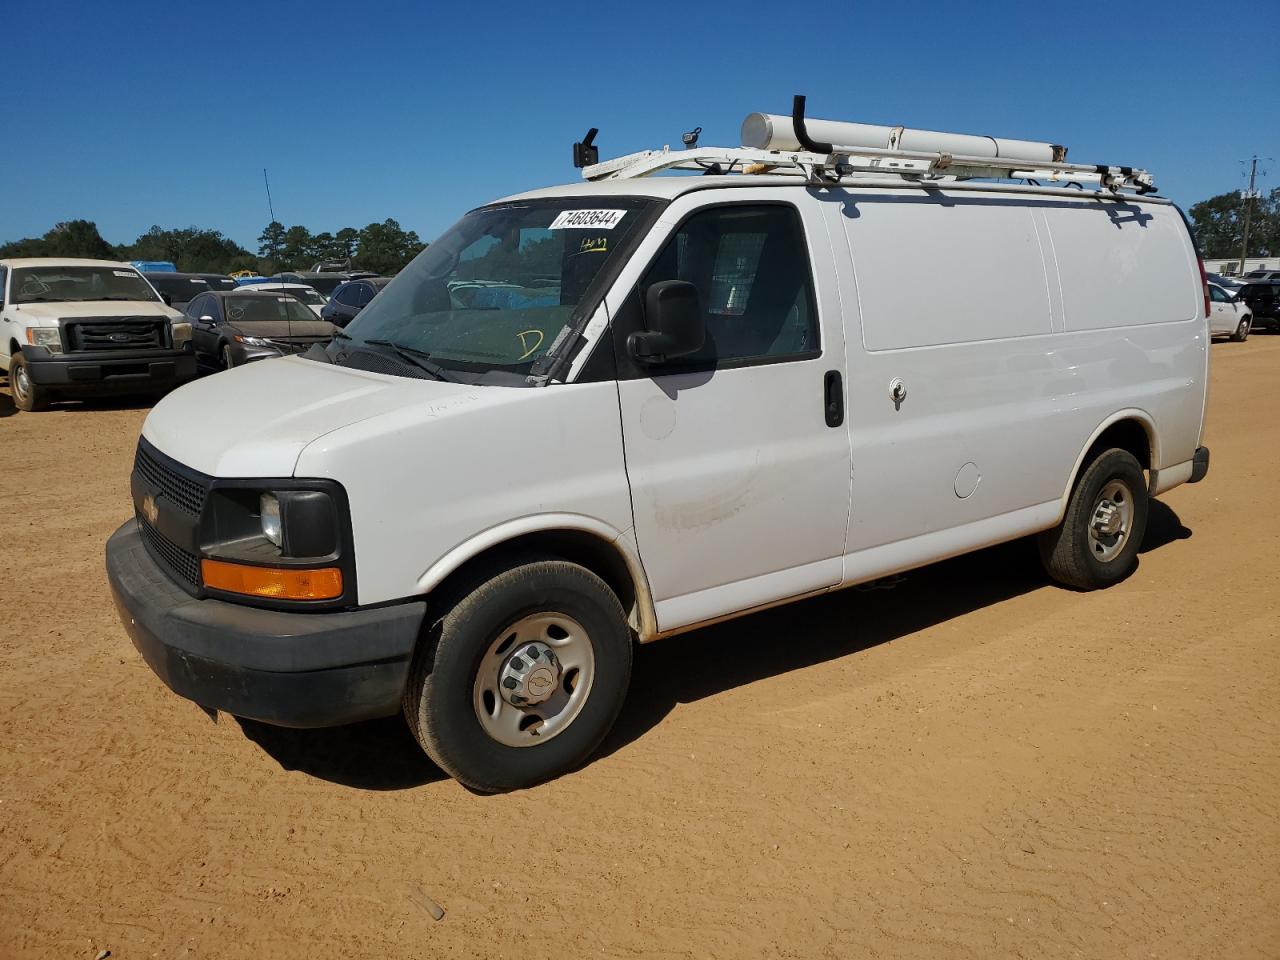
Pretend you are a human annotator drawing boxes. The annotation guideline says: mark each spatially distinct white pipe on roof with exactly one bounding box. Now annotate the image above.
[741,112,1062,165]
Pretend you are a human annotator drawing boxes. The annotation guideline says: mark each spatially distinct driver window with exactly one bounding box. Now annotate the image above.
[1210,286,1227,303]
[641,204,819,366]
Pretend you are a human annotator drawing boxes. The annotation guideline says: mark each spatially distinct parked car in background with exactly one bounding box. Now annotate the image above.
[144,272,212,312]
[278,270,380,301]
[182,289,339,369]
[1237,282,1280,332]
[1242,270,1280,282]
[130,260,176,273]
[1,258,194,411]
[1208,283,1252,340]
[198,274,238,293]
[238,281,327,317]
[320,276,390,326]
[1206,272,1246,296]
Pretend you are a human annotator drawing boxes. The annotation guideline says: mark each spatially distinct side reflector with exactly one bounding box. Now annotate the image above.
[201,559,343,600]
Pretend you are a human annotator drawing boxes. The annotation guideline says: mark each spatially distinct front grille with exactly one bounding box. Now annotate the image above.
[266,336,331,353]
[138,514,200,589]
[134,443,206,518]
[66,318,166,352]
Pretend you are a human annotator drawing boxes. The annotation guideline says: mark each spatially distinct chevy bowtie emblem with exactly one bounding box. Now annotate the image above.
[142,494,159,525]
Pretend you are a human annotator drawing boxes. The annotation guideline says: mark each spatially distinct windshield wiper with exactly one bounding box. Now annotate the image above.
[364,338,454,382]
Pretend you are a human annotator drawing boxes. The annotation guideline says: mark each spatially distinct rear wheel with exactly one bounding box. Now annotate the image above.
[8,352,50,412]
[1039,448,1149,590]
[403,556,632,792]
[1230,315,1251,342]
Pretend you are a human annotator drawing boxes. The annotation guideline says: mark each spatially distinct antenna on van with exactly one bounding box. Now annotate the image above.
[578,94,1155,195]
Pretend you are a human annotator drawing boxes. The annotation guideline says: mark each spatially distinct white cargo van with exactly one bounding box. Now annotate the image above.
[107,99,1211,791]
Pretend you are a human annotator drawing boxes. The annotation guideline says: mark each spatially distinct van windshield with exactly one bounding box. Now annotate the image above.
[11,266,161,304]
[338,198,655,378]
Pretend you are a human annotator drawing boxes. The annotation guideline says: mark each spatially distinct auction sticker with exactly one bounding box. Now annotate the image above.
[549,209,627,230]
[113,270,138,277]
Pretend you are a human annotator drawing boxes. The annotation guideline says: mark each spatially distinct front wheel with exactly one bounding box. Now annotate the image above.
[8,352,50,412]
[1230,316,1251,342]
[404,556,632,792]
[220,344,236,370]
[1039,448,1149,590]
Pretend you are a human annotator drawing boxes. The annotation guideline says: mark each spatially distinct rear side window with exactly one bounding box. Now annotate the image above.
[334,283,361,307]
[642,204,818,364]
[354,283,375,307]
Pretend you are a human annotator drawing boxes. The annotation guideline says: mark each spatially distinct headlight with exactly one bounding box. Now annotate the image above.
[200,484,351,606]
[171,321,192,346]
[26,327,62,355]
[234,335,273,347]
[260,493,282,547]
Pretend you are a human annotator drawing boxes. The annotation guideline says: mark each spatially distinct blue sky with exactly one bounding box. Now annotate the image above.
[6,0,1278,252]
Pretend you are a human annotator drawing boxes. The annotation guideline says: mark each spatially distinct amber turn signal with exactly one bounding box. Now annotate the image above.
[201,559,343,600]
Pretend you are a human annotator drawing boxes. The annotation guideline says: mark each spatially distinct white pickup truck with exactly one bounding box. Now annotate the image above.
[1,258,195,411]
[106,101,1211,791]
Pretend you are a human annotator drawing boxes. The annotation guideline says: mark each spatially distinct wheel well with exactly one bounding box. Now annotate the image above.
[1085,419,1151,472]
[427,530,641,635]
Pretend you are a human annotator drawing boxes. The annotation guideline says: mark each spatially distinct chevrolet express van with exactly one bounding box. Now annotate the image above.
[107,103,1210,791]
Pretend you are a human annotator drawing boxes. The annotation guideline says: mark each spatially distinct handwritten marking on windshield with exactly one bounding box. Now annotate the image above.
[516,329,545,360]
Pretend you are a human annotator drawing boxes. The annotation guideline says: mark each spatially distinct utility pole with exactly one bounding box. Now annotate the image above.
[1237,156,1267,275]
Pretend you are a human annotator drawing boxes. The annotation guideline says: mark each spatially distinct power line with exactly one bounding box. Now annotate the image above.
[1238,156,1271,274]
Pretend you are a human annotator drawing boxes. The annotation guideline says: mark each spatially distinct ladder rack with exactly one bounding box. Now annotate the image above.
[579,96,1156,195]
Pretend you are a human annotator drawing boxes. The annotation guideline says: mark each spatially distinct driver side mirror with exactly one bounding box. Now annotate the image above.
[628,280,705,364]
[199,315,215,323]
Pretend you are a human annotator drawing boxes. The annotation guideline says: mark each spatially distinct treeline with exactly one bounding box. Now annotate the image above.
[1189,188,1279,259]
[0,218,427,276]
[5,188,1271,274]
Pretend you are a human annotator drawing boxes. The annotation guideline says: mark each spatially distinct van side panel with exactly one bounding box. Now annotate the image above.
[1040,201,1206,472]
[828,188,1072,561]
[826,188,1205,585]
[847,195,1054,350]
[1043,201,1199,332]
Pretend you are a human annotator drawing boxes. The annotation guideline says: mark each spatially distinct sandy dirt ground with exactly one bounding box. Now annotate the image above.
[2,338,1278,960]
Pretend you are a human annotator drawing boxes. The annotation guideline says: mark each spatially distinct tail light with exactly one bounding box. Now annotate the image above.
[1197,258,1210,317]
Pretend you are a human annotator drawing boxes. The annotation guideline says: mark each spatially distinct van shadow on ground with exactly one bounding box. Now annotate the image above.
[238,500,1190,791]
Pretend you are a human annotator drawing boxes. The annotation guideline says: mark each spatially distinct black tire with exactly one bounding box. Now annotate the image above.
[1230,316,1251,342]
[221,344,236,370]
[404,556,632,792]
[1039,448,1149,590]
[8,352,50,412]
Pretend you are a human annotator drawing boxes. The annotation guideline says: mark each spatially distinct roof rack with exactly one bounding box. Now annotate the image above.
[578,95,1155,195]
